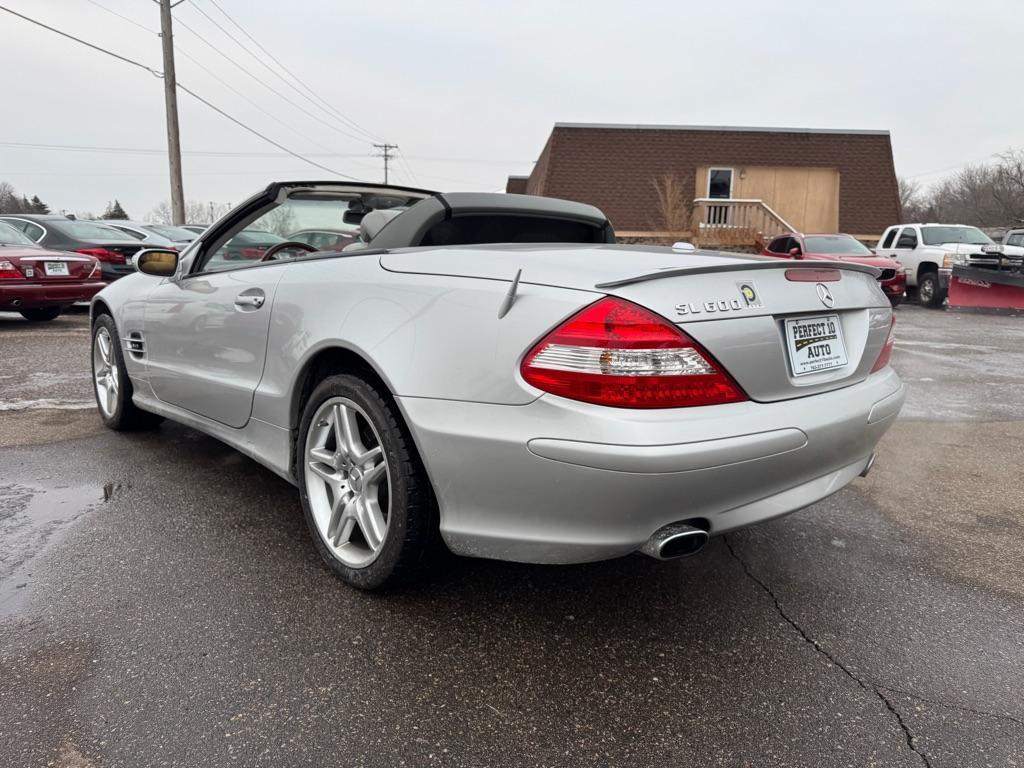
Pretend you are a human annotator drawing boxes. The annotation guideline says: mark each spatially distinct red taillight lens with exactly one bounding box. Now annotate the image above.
[871,316,896,373]
[239,247,265,260]
[0,259,25,280]
[77,247,125,265]
[521,297,748,408]
[88,260,103,279]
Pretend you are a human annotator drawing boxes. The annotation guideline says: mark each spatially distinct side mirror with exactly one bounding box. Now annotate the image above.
[789,247,802,258]
[135,248,179,277]
[672,241,696,252]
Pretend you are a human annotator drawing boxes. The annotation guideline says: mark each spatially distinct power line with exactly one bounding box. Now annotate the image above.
[202,0,379,141]
[176,83,358,179]
[173,14,371,146]
[81,0,339,154]
[83,0,153,33]
[0,139,531,166]
[0,5,357,179]
[0,4,162,78]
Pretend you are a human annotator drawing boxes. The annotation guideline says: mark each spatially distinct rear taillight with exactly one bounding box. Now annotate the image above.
[77,248,125,264]
[0,259,25,280]
[88,260,103,280]
[871,316,896,373]
[521,297,748,408]
[239,247,265,260]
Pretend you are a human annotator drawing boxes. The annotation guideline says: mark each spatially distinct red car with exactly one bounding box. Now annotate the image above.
[0,221,106,321]
[762,233,906,306]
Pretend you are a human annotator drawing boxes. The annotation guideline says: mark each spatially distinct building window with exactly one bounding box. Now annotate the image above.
[707,168,733,225]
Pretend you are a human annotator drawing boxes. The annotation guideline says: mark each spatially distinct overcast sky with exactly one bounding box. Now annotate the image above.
[0,0,1020,220]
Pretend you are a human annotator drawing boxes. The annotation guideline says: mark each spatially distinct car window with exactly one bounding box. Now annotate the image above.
[1,218,43,241]
[1008,233,1024,247]
[767,237,788,253]
[0,221,36,245]
[895,227,918,249]
[920,226,993,246]
[803,236,873,255]
[880,228,897,249]
[58,220,139,241]
[110,225,147,240]
[145,224,197,241]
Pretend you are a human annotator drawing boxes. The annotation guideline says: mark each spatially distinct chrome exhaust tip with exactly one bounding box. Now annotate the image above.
[640,522,710,561]
[860,453,876,478]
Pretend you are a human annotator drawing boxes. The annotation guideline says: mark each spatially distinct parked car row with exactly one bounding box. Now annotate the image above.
[0,221,106,321]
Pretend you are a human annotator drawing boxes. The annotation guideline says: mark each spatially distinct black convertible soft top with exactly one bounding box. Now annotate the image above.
[365,192,616,250]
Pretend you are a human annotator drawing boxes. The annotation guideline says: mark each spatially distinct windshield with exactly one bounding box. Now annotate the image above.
[0,221,36,246]
[803,236,873,256]
[59,220,139,242]
[146,224,197,241]
[921,226,993,246]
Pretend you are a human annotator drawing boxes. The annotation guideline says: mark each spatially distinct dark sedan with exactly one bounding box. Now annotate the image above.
[0,214,146,281]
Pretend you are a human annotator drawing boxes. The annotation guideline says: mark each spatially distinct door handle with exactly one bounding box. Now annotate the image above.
[234,291,265,309]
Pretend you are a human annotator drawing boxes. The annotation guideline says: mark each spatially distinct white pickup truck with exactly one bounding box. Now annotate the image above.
[875,223,1024,308]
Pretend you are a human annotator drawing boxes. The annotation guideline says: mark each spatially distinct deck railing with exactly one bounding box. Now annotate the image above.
[691,198,796,247]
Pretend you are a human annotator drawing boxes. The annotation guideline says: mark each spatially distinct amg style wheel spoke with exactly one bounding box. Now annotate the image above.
[363,460,386,489]
[355,497,386,550]
[304,397,391,568]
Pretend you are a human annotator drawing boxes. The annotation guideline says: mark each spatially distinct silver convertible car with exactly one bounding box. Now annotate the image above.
[90,182,905,589]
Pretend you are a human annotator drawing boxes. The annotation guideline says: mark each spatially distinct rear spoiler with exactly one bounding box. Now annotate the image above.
[595,259,880,289]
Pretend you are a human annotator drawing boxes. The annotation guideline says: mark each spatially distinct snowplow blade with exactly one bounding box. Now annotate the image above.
[948,266,1024,312]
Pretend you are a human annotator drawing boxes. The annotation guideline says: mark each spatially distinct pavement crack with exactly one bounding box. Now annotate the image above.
[877,685,1024,729]
[724,535,933,768]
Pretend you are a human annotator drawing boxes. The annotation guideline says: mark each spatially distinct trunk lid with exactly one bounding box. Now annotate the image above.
[382,243,892,402]
[1,247,97,280]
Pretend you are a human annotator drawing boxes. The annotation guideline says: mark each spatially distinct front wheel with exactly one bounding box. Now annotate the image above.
[297,374,439,590]
[91,314,163,430]
[20,306,63,322]
[917,272,946,309]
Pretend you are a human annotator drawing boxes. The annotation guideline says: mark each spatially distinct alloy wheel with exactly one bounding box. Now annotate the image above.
[919,279,934,303]
[93,327,119,417]
[304,397,391,568]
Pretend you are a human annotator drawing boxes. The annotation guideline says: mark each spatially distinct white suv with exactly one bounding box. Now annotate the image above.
[875,223,1023,308]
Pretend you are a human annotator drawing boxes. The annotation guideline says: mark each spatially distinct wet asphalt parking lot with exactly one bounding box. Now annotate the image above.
[0,304,1022,767]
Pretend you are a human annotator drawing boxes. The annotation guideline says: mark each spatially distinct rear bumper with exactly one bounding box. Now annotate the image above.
[0,281,107,309]
[398,368,905,564]
[100,263,136,281]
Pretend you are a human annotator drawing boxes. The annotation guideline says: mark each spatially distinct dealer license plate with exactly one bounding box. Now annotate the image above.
[784,314,848,376]
[44,261,70,277]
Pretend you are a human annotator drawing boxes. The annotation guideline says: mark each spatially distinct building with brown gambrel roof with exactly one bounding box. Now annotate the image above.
[508,123,900,243]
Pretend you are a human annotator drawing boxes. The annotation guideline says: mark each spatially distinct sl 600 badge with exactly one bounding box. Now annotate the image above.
[676,280,763,316]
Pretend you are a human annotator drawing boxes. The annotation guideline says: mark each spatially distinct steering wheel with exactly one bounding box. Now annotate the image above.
[259,241,318,262]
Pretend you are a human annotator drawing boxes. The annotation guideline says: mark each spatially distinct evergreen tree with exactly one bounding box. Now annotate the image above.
[101,199,129,219]
[28,195,50,214]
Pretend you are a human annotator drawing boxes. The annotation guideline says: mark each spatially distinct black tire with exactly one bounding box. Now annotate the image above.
[917,271,946,309]
[19,306,62,322]
[91,314,164,431]
[297,374,440,590]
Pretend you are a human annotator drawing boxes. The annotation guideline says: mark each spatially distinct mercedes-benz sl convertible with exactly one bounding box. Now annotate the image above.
[90,182,905,589]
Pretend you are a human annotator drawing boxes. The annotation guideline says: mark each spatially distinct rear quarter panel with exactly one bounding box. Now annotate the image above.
[252,254,599,429]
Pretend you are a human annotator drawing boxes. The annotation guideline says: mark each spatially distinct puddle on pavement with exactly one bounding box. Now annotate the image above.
[0,482,117,618]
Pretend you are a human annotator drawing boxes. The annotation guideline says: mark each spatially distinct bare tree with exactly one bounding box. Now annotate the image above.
[148,199,231,225]
[260,205,297,237]
[650,173,691,234]
[898,176,924,222]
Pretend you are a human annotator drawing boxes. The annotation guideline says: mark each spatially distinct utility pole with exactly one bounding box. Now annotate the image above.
[159,0,186,225]
[373,143,398,184]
